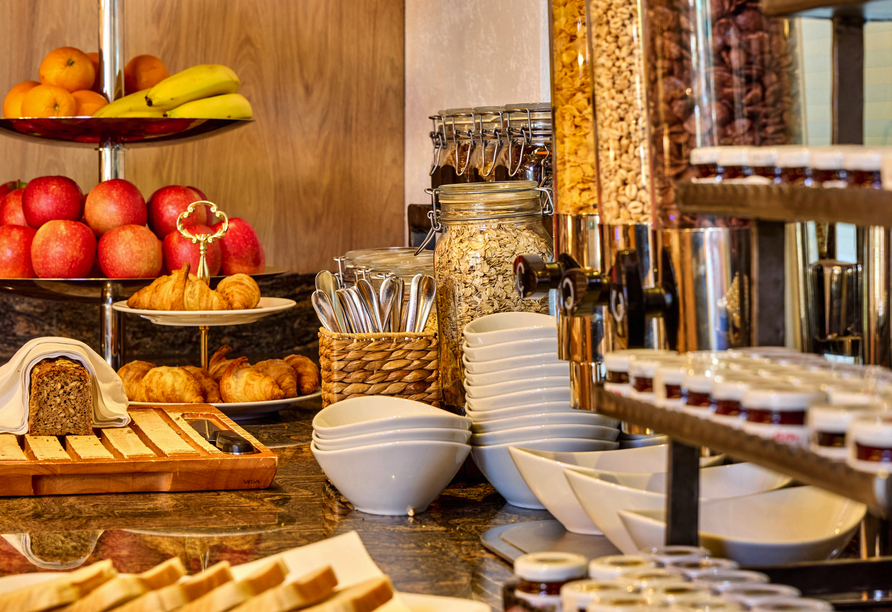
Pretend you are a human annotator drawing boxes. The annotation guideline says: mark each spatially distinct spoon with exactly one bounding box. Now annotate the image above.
[404,274,423,333]
[345,287,374,333]
[356,279,383,332]
[413,275,437,332]
[335,288,362,333]
[311,290,341,332]
[379,276,398,332]
[316,270,348,332]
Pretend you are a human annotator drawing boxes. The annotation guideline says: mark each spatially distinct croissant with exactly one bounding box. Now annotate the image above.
[117,360,156,401]
[284,355,321,395]
[125,264,189,310]
[216,274,261,310]
[184,274,230,311]
[252,359,298,398]
[209,345,235,382]
[182,365,223,403]
[219,357,285,403]
[137,366,205,403]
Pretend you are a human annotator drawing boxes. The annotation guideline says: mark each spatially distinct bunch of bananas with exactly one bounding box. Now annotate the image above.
[95,64,252,119]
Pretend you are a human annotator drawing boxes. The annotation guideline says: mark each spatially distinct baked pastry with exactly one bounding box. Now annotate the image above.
[182,366,223,403]
[216,274,261,310]
[127,265,189,310]
[28,358,93,436]
[252,359,298,398]
[137,367,205,404]
[185,274,230,310]
[219,357,285,403]
[117,360,156,401]
[285,355,321,395]
[209,345,236,382]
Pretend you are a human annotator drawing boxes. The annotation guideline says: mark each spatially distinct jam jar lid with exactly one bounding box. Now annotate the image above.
[638,545,711,566]
[717,146,749,167]
[844,149,882,172]
[721,583,801,607]
[810,148,846,170]
[748,147,778,167]
[808,403,882,432]
[741,383,825,411]
[605,350,673,374]
[691,569,769,593]
[585,594,653,611]
[616,567,687,586]
[668,595,744,611]
[847,413,892,448]
[750,597,834,612]
[642,581,708,600]
[656,362,692,386]
[827,389,883,406]
[588,555,656,580]
[691,147,720,165]
[682,370,715,394]
[711,375,764,401]
[775,146,811,168]
[665,557,739,578]
[514,552,588,582]
[630,355,685,380]
[561,580,634,609]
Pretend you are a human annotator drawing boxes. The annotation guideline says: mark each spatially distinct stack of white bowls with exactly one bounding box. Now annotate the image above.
[311,396,472,516]
[462,312,621,509]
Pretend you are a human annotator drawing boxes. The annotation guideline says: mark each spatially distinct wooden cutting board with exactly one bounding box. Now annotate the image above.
[0,405,277,496]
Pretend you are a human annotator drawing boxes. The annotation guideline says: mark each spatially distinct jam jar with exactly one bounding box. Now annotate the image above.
[653,360,691,411]
[671,595,745,611]
[716,147,751,183]
[811,148,848,189]
[691,570,769,595]
[710,375,766,429]
[561,581,635,612]
[740,384,826,447]
[629,355,684,403]
[641,582,710,605]
[750,598,834,612]
[690,147,720,181]
[588,555,656,580]
[639,545,711,567]
[513,552,588,612]
[604,350,672,397]
[748,147,781,184]
[847,414,892,473]
[844,149,883,189]
[585,595,653,612]
[616,567,687,589]
[721,583,802,609]
[681,370,716,418]
[666,558,739,580]
[808,403,881,460]
[776,146,813,186]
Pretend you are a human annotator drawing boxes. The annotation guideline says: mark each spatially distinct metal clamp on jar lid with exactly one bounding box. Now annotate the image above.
[588,555,656,580]
[690,569,769,595]
[721,583,801,608]
[561,581,635,612]
[741,384,826,447]
[847,413,892,473]
[809,403,881,460]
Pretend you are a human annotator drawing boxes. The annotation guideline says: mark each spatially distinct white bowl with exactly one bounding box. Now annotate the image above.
[464,376,570,400]
[466,387,572,411]
[471,411,619,434]
[313,396,471,439]
[565,464,794,554]
[471,438,619,509]
[618,486,866,565]
[312,427,472,451]
[471,423,620,446]
[465,402,578,422]
[507,447,744,537]
[462,352,563,375]
[311,440,470,515]
[464,363,569,387]
[462,338,558,362]
[516,444,727,473]
[463,313,557,347]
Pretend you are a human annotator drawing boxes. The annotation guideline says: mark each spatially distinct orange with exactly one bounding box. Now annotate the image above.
[3,80,39,118]
[124,55,169,94]
[39,47,96,93]
[72,90,108,116]
[20,84,77,117]
[86,52,102,93]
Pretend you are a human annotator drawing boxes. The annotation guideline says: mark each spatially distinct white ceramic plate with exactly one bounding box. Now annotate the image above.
[463,312,556,346]
[130,390,321,421]
[465,387,572,411]
[0,574,490,612]
[462,352,563,375]
[462,339,558,362]
[464,376,570,400]
[112,297,296,326]
[471,411,619,434]
[464,363,569,387]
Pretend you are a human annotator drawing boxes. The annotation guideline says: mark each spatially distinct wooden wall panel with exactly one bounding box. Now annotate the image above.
[0,0,404,273]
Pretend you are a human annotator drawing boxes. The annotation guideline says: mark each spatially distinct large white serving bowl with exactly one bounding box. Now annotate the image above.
[565,464,794,554]
[472,438,619,509]
[463,312,557,347]
[462,352,563,375]
[466,387,572,411]
[465,402,577,422]
[311,439,470,515]
[313,396,471,439]
[312,426,472,451]
[464,376,570,400]
[520,444,727,472]
[462,338,558,362]
[471,411,619,434]
[471,423,620,446]
[464,363,569,387]
[618,486,866,565]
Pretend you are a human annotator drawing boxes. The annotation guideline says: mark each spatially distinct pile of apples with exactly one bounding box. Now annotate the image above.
[0,177,266,279]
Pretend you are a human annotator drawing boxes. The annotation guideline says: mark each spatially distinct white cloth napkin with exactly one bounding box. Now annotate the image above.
[0,337,130,434]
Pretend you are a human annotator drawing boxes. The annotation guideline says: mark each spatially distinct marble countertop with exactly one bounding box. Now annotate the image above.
[0,397,548,610]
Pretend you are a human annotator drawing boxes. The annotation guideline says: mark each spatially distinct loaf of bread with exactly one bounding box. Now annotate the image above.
[28,358,93,436]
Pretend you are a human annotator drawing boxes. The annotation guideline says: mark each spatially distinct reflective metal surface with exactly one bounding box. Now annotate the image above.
[601,223,665,351]
[99,0,124,180]
[658,227,755,351]
[859,226,890,366]
[809,259,861,358]
[786,222,812,353]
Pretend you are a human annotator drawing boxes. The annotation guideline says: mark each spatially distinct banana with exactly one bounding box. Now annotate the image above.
[164,93,253,119]
[146,64,240,111]
[116,109,168,117]
[92,89,152,117]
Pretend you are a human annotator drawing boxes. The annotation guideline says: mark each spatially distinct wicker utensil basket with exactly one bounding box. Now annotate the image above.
[319,327,443,408]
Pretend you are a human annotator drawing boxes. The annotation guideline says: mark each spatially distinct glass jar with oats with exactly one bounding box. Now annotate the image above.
[432,182,553,407]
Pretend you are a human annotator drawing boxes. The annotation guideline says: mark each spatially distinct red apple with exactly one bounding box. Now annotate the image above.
[22,176,84,228]
[98,224,163,278]
[0,225,36,277]
[0,180,25,203]
[84,179,147,237]
[146,186,207,240]
[187,186,208,201]
[31,220,96,278]
[162,224,221,276]
[0,189,28,226]
[212,217,265,275]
